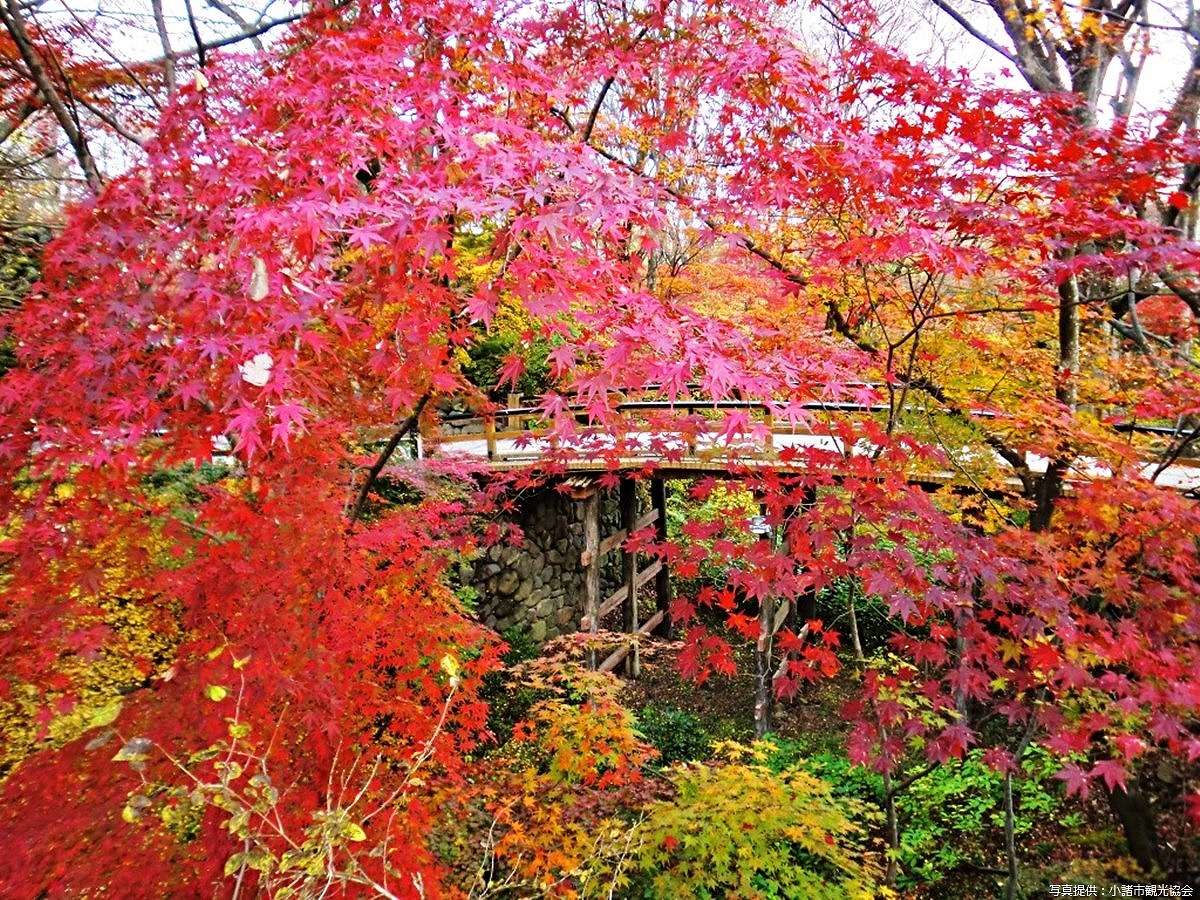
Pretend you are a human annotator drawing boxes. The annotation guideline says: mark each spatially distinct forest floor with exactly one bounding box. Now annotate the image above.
[611,636,1199,899]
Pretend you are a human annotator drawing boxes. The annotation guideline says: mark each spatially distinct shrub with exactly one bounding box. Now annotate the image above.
[801,745,1076,889]
[618,744,887,899]
[636,705,712,766]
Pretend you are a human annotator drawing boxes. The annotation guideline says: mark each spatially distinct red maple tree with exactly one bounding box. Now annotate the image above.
[1,0,1199,893]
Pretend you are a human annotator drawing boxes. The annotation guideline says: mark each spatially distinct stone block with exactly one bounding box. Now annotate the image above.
[495,569,520,596]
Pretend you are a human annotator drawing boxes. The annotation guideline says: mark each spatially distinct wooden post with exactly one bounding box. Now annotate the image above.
[506,392,521,431]
[484,413,497,460]
[582,487,600,670]
[650,477,672,638]
[619,478,639,677]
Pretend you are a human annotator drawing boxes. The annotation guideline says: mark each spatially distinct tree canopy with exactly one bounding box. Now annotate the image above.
[1,0,1200,894]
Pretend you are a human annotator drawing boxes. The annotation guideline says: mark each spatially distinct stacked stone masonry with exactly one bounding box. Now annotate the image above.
[467,485,622,642]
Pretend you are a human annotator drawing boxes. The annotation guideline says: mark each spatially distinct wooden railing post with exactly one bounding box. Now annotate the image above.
[484,412,497,460]
[506,392,521,431]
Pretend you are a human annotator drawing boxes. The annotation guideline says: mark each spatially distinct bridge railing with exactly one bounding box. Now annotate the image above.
[427,394,881,463]
[418,390,1200,494]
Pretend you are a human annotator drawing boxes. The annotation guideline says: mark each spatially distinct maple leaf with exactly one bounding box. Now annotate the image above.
[1090,759,1128,793]
[1056,763,1091,798]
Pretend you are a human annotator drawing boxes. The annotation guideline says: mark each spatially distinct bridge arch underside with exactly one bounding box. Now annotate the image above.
[461,464,962,670]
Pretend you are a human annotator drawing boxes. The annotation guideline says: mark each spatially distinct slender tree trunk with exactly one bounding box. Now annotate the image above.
[882,766,900,889]
[846,579,865,666]
[1003,771,1018,899]
[754,589,775,738]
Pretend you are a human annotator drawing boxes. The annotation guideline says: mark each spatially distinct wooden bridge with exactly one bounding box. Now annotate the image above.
[419,393,1200,678]
[421,394,1200,492]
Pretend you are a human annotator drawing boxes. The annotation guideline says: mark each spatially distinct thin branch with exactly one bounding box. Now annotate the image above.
[930,0,1019,64]
[70,90,147,147]
[0,0,102,191]
[582,76,615,144]
[582,22,650,144]
[205,0,265,52]
[134,12,304,68]
[130,499,233,543]
[182,0,207,69]
[888,758,941,799]
[347,393,431,524]
[582,137,810,289]
[56,0,159,106]
[1150,422,1200,481]
[151,0,176,93]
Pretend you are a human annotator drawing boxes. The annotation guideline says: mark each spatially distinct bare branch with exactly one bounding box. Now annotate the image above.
[1151,422,1200,481]
[930,0,1019,64]
[70,89,147,147]
[57,1,160,108]
[582,76,615,144]
[151,0,177,93]
[205,0,264,52]
[181,0,207,69]
[135,11,304,67]
[0,0,102,192]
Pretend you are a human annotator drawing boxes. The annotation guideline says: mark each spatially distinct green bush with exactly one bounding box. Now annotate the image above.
[636,704,713,766]
[800,745,1073,890]
[461,332,555,399]
[817,577,897,656]
[480,627,547,744]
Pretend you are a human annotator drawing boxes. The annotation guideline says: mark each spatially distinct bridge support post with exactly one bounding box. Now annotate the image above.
[582,487,600,670]
[620,478,639,677]
[483,413,497,460]
[505,393,522,431]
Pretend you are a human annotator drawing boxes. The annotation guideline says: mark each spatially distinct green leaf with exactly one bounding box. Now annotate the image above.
[343,822,367,842]
[204,684,229,702]
[86,699,123,729]
[224,852,247,877]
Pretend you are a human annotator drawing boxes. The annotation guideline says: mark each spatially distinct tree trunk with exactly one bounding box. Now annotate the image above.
[1003,771,1018,900]
[754,589,774,738]
[1104,781,1160,873]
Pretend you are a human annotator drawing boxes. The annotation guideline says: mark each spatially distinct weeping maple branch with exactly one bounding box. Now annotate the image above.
[347,393,432,525]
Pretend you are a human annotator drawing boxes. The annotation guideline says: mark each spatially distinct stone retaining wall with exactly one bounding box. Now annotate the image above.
[466,486,621,642]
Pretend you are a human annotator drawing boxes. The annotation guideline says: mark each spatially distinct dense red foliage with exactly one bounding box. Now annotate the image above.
[1,0,1199,893]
